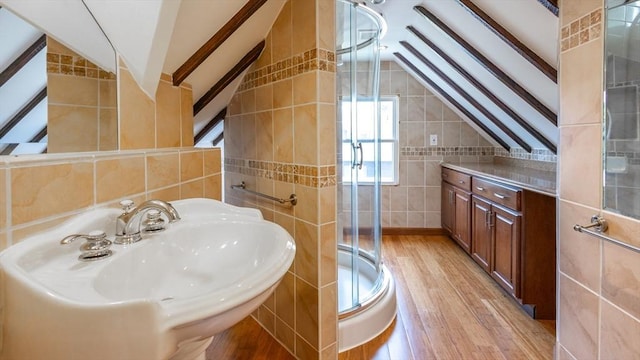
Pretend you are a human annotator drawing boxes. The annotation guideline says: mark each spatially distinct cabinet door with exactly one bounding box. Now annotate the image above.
[441,182,455,234]
[491,205,521,297]
[471,196,491,273]
[453,189,471,254]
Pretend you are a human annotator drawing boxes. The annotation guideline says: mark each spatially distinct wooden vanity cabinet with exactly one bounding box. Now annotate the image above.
[441,168,472,254]
[441,166,556,320]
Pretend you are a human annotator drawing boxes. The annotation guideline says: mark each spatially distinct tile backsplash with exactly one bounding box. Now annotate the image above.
[0,147,221,249]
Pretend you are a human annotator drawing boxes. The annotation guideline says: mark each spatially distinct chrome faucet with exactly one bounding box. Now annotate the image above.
[115,199,181,244]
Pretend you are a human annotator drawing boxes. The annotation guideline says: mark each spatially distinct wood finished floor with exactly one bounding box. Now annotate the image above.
[206,235,556,359]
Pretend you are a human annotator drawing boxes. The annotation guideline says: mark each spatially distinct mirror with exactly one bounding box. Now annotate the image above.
[0,3,117,155]
[604,0,640,219]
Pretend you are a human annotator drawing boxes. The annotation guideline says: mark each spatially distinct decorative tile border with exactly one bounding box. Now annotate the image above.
[561,8,602,53]
[238,48,336,91]
[225,158,336,188]
[495,148,558,162]
[47,52,116,80]
[400,146,557,163]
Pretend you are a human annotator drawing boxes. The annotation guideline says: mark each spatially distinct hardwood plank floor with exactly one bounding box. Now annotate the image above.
[206,235,556,359]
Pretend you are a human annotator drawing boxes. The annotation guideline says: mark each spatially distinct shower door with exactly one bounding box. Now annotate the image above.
[337,0,383,315]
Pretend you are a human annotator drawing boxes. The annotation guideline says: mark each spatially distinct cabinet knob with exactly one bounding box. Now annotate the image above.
[476,186,484,191]
[458,180,465,184]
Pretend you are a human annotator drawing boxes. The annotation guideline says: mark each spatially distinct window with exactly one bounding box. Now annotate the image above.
[341,96,398,184]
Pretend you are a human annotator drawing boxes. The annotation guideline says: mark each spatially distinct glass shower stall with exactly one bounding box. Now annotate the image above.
[336,0,396,352]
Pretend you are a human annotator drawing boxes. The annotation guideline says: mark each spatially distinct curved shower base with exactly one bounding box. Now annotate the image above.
[337,248,397,352]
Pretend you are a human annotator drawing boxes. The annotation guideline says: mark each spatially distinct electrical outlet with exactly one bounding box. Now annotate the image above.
[429,134,438,146]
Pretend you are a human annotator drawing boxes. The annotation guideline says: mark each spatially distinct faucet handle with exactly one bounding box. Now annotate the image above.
[119,199,135,213]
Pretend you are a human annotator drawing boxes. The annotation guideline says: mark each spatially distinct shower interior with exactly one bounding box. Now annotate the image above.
[336,0,397,352]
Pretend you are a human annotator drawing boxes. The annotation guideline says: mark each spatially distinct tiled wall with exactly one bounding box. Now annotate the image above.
[224,0,337,358]
[0,54,220,253]
[558,0,640,358]
[46,37,118,152]
[377,61,494,228]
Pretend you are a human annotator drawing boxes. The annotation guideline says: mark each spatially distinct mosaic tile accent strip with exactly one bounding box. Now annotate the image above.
[225,158,336,188]
[561,8,602,53]
[238,48,336,91]
[495,148,558,162]
[47,52,116,80]
[401,146,497,157]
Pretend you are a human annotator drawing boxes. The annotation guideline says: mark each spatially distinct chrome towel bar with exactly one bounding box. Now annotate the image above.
[573,215,640,253]
[231,181,297,206]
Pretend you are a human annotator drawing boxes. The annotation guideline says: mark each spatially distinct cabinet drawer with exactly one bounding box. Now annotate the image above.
[472,177,521,211]
[442,168,471,191]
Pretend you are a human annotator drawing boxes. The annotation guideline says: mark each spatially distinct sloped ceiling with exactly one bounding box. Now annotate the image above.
[374,0,559,152]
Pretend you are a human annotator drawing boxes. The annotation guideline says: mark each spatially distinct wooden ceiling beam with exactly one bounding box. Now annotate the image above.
[407,26,556,153]
[212,132,224,147]
[172,0,268,86]
[31,126,47,142]
[455,0,557,82]
[414,5,557,126]
[537,0,559,16]
[0,34,46,88]
[394,52,511,152]
[400,41,532,152]
[194,107,227,144]
[193,40,265,116]
[0,87,46,140]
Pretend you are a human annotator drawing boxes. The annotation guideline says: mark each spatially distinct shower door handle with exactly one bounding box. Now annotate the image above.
[352,143,363,170]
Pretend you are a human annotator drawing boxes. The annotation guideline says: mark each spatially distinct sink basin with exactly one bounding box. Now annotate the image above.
[0,198,295,360]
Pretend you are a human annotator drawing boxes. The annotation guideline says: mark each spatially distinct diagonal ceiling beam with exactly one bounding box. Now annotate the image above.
[414,5,557,126]
[194,107,227,144]
[0,34,46,88]
[406,26,556,153]
[0,144,17,156]
[193,39,265,116]
[172,0,268,86]
[212,132,224,147]
[454,0,557,82]
[537,0,559,16]
[394,52,511,152]
[400,41,532,152]
[31,126,47,142]
[0,87,47,141]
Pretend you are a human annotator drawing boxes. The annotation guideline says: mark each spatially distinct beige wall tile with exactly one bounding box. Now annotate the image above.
[0,169,5,230]
[272,0,292,62]
[320,222,336,286]
[241,113,258,159]
[318,104,336,166]
[602,241,640,319]
[320,283,337,349]
[100,79,117,108]
[48,74,98,106]
[291,0,316,55]
[204,174,222,201]
[147,186,180,202]
[276,271,296,328]
[295,186,319,224]
[147,153,179,190]
[204,148,222,176]
[255,33,272,70]
[48,105,99,153]
[99,108,118,151]
[241,89,256,114]
[181,178,204,199]
[557,345,577,360]
[319,186,336,224]
[11,162,94,225]
[600,300,640,359]
[256,84,274,112]
[294,104,318,165]
[256,111,274,162]
[273,108,294,163]
[0,232,6,252]
[119,68,155,149]
[317,0,335,51]
[273,79,293,109]
[295,220,319,285]
[561,0,602,25]
[560,40,603,126]
[558,200,601,291]
[258,305,276,334]
[156,81,182,148]
[296,336,319,360]
[11,214,74,244]
[180,151,204,182]
[180,87,195,147]
[296,277,319,350]
[96,156,145,203]
[293,72,317,105]
[558,124,601,207]
[603,210,640,250]
[275,318,295,354]
[558,274,599,359]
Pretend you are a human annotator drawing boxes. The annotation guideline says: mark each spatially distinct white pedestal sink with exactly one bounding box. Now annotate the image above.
[0,198,295,360]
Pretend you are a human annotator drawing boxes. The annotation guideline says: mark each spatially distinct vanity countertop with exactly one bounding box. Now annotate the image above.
[442,162,557,197]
